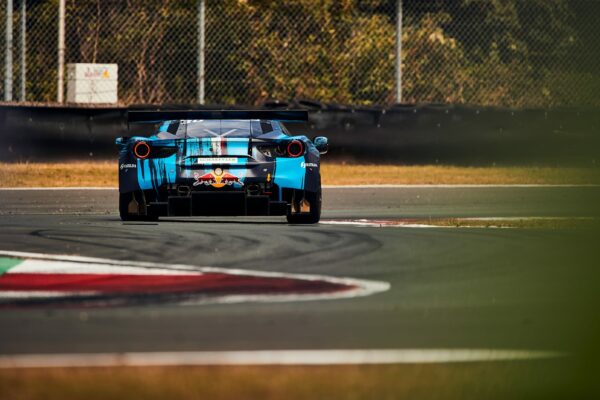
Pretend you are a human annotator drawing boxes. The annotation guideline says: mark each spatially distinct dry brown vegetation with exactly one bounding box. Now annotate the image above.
[0,162,116,187]
[1,162,599,187]
[0,361,577,400]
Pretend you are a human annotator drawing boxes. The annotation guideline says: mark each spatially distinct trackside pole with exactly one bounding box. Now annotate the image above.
[197,0,205,104]
[57,0,65,103]
[4,0,13,101]
[395,0,402,104]
[19,0,25,101]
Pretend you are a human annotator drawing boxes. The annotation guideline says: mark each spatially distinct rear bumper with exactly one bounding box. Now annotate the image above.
[148,192,289,217]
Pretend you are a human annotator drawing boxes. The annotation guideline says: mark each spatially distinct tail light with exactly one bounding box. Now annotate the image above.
[286,140,304,157]
[133,141,151,159]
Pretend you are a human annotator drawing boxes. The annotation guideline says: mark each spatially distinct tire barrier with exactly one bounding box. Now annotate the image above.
[1,102,598,165]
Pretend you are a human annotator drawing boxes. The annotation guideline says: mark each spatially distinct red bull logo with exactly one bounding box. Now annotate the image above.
[193,168,243,188]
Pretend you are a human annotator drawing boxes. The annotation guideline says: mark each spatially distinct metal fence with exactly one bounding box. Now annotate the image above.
[1,0,599,107]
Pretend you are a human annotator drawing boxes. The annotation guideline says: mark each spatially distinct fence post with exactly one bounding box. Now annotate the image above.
[57,0,65,103]
[4,0,13,101]
[197,0,205,104]
[19,0,25,101]
[395,0,402,104]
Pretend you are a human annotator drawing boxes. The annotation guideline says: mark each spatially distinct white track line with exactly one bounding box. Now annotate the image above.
[0,349,564,368]
[320,220,452,229]
[6,259,204,276]
[323,184,600,188]
[320,220,512,229]
[460,216,594,221]
[1,184,599,191]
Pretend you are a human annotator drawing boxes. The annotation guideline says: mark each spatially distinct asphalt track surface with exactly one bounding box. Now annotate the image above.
[0,186,598,367]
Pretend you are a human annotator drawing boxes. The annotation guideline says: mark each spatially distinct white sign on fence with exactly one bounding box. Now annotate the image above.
[66,63,118,104]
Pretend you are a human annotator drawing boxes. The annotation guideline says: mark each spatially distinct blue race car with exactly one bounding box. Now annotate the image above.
[116,110,328,224]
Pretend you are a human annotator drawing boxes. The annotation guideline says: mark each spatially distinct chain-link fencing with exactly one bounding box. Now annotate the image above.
[0,0,598,107]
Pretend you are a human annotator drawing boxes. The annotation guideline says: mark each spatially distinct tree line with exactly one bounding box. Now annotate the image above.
[13,0,599,107]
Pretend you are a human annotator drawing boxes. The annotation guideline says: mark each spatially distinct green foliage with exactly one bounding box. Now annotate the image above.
[402,13,469,104]
[6,0,599,107]
[204,0,597,107]
[65,0,197,104]
[26,0,59,102]
[206,0,395,105]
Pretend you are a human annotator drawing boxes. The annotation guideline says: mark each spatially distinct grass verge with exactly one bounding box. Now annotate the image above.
[0,361,584,400]
[0,162,599,187]
[323,217,598,229]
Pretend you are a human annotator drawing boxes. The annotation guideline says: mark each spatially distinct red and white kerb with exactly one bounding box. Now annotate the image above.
[0,251,389,308]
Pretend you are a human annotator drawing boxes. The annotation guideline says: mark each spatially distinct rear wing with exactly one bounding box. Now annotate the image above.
[127,109,309,127]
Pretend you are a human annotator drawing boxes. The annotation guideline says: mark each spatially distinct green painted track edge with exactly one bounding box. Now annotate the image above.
[0,257,23,275]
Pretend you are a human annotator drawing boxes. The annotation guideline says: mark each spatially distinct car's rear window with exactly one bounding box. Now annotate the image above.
[158,119,283,139]
[177,120,251,138]
[156,119,288,139]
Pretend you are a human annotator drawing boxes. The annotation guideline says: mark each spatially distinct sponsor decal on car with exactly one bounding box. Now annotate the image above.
[120,163,137,170]
[197,157,238,165]
[301,162,318,168]
[193,168,243,188]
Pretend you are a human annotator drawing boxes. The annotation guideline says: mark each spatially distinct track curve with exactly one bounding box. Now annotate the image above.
[0,186,598,358]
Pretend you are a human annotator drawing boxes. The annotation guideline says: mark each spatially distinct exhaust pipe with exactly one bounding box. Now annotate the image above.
[247,184,261,196]
[177,185,191,196]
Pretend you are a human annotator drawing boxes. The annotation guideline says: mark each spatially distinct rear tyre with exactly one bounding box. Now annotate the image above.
[119,192,158,222]
[286,188,321,224]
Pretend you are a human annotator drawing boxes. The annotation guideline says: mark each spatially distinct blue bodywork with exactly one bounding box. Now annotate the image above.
[117,119,321,203]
